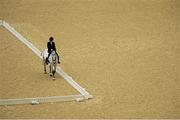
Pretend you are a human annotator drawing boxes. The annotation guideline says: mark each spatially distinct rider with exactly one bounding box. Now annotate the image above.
[46,37,60,64]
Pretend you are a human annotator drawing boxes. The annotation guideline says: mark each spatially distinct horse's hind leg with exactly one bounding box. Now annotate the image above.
[44,60,47,74]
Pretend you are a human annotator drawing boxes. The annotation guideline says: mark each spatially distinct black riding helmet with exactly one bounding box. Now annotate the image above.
[49,37,54,41]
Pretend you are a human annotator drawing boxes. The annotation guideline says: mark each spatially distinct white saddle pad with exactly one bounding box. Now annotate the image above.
[43,49,49,58]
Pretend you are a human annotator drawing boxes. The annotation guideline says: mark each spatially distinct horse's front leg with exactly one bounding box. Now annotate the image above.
[52,64,56,80]
[52,73,55,80]
[49,64,53,77]
[52,70,55,80]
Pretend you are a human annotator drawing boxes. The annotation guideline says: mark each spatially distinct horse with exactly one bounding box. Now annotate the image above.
[42,49,59,80]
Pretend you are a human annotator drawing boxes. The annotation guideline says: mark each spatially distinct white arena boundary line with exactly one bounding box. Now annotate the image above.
[0,95,85,105]
[0,20,92,105]
[0,20,2,26]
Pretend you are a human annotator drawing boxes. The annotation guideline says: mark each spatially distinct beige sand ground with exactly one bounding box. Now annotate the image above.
[0,0,180,119]
[0,27,79,99]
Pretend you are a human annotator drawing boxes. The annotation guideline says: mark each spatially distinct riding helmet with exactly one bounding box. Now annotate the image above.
[49,37,54,41]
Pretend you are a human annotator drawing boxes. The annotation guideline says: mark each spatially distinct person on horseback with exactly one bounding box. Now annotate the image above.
[46,37,60,64]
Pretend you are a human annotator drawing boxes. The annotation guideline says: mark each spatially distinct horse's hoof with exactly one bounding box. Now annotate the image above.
[52,77,55,80]
[50,74,52,76]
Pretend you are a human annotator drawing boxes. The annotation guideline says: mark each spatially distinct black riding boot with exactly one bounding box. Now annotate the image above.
[56,52,60,64]
[46,52,51,64]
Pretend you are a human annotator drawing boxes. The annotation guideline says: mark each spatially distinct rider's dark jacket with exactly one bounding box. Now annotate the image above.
[47,41,56,53]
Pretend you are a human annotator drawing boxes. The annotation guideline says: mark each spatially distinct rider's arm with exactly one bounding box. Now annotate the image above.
[47,42,49,49]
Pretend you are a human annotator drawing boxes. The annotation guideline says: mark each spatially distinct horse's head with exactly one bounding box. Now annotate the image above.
[51,51,57,64]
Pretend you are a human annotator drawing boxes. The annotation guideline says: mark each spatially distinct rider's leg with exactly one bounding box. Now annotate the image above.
[56,52,60,64]
[46,52,51,64]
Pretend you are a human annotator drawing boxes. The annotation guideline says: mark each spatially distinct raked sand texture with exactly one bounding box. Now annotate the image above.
[0,0,180,119]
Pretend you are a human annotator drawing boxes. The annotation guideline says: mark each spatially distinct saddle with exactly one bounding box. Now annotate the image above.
[43,49,60,64]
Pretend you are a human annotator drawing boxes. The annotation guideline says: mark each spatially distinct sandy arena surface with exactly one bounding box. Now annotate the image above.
[0,0,180,119]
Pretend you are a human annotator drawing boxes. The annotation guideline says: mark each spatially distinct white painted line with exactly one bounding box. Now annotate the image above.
[1,20,92,99]
[2,21,41,57]
[0,20,2,26]
[0,95,85,105]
